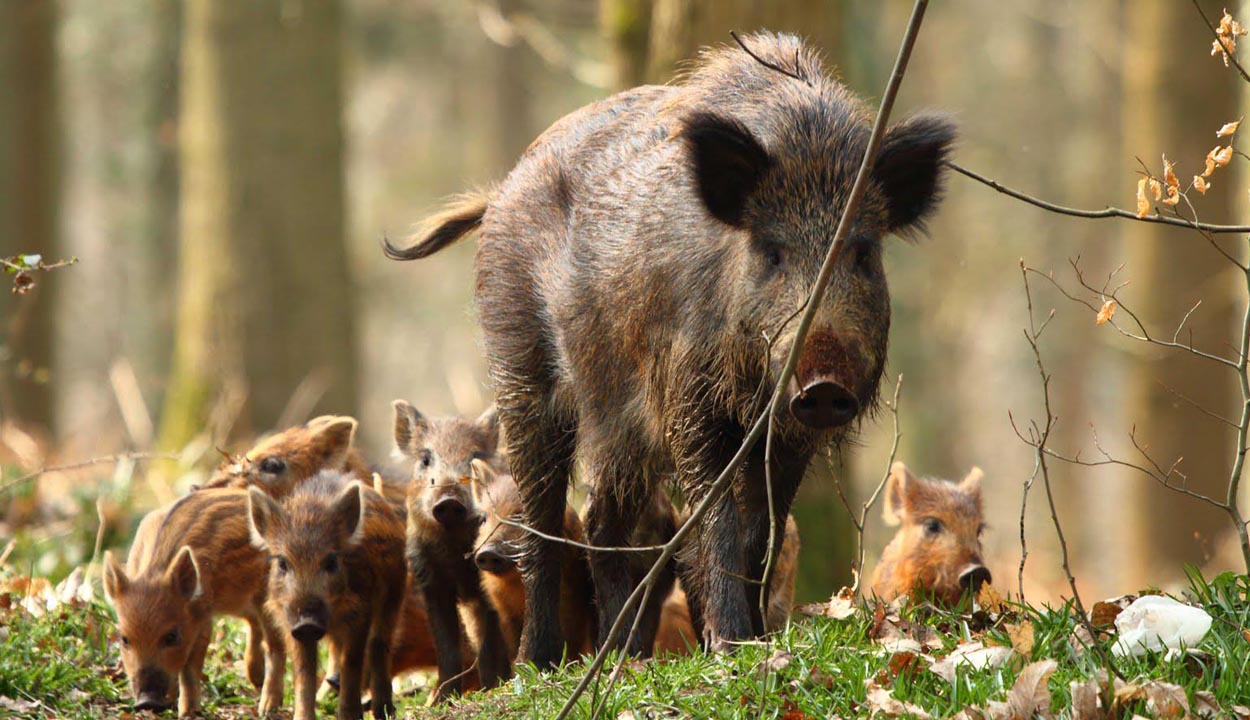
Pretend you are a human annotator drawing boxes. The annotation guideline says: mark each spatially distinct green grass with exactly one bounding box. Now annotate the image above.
[1,570,1246,719]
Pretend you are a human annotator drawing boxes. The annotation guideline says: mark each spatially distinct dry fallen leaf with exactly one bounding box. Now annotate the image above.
[1005,621,1035,657]
[929,641,1014,683]
[864,678,931,719]
[1070,678,1105,720]
[1096,299,1117,326]
[1007,659,1058,720]
[1194,175,1210,194]
[1218,119,1242,137]
[977,583,1007,614]
[1192,691,1223,719]
[758,648,793,673]
[797,586,857,620]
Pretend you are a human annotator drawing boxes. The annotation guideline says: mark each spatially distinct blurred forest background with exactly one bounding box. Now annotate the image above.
[2,0,1249,606]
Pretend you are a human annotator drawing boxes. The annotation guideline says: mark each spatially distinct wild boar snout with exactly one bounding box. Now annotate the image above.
[959,564,991,594]
[475,546,515,575]
[432,496,468,526]
[788,329,865,429]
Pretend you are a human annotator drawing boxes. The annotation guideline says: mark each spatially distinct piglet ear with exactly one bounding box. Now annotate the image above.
[960,467,984,509]
[333,482,367,546]
[167,546,203,602]
[469,458,496,509]
[874,113,956,233]
[476,405,501,454]
[310,416,357,469]
[246,487,280,550]
[102,551,128,603]
[391,399,427,455]
[683,112,772,227]
[883,461,916,526]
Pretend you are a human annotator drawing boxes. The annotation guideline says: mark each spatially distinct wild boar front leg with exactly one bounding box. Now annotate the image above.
[290,636,320,720]
[336,625,368,720]
[257,611,287,715]
[178,627,211,717]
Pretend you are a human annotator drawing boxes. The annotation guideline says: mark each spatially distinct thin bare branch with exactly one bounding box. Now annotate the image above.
[1191,0,1250,84]
[0,452,177,495]
[948,161,1250,234]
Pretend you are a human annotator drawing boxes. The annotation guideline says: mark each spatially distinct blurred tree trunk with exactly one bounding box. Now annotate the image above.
[646,0,844,83]
[624,0,851,600]
[602,0,652,90]
[1120,0,1239,584]
[160,0,356,450]
[0,0,59,435]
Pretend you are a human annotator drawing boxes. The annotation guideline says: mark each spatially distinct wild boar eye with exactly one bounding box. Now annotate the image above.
[762,243,784,270]
[259,456,286,474]
[419,449,433,468]
[923,518,943,535]
[162,629,179,647]
[274,555,290,573]
[322,553,339,573]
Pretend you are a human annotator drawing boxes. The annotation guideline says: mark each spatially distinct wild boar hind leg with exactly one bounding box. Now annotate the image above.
[669,414,754,651]
[582,453,661,656]
[492,396,576,671]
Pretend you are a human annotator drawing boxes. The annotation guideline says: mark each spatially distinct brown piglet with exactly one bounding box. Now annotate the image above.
[472,460,595,660]
[247,471,406,720]
[104,489,284,716]
[394,399,511,701]
[870,462,991,606]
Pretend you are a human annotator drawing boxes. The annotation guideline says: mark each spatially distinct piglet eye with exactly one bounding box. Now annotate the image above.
[259,457,286,474]
[419,449,433,468]
[120,635,131,648]
[322,553,339,574]
[274,555,290,573]
[923,518,943,535]
[162,629,180,647]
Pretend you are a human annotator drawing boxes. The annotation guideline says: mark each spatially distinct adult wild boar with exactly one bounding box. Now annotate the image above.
[386,32,954,664]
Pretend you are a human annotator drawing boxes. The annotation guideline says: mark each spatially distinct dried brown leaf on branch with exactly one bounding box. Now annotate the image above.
[1096,299,1117,325]
[1212,11,1249,66]
[1163,155,1179,190]
[1194,175,1210,194]
[1217,118,1242,137]
[1161,186,1181,207]
[1204,145,1233,176]
[1135,177,1151,218]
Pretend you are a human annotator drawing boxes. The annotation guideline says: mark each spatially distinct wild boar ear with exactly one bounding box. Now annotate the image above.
[469,458,496,508]
[392,399,427,454]
[682,112,772,227]
[874,113,956,233]
[312,416,358,468]
[246,486,280,550]
[883,461,916,526]
[102,551,128,602]
[334,482,367,546]
[960,467,984,508]
[476,405,501,454]
[167,546,203,602]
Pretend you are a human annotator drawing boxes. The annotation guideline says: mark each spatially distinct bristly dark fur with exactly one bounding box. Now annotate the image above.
[398,31,955,666]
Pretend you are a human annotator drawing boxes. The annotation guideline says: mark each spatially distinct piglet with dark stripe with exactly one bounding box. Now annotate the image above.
[104,489,285,716]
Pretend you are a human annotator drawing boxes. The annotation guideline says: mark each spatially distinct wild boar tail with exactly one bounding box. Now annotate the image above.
[382,188,493,261]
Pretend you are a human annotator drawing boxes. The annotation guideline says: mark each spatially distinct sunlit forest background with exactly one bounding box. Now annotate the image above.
[3,0,1248,607]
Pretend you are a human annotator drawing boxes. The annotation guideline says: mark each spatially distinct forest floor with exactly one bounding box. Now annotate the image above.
[1,567,1247,719]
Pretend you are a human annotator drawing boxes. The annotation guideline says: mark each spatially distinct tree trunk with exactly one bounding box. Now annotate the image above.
[602,0,652,90]
[1120,0,1239,585]
[0,0,59,435]
[160,0,356,450]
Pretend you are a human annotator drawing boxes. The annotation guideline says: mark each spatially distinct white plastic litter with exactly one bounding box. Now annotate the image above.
[1111,595,1212,657]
